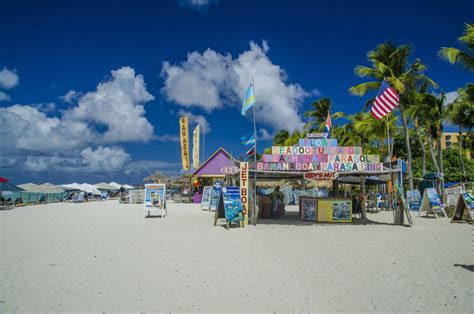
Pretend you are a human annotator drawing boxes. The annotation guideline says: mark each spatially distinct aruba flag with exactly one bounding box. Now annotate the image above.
[241,84,256,115]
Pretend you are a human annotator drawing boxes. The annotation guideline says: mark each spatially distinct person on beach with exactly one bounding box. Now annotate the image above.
[271,186,284,219]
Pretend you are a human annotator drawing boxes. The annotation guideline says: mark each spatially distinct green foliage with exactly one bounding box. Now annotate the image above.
[439,23,474,72]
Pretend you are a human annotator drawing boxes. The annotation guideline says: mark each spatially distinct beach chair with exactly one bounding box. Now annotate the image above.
[74,192,85,203]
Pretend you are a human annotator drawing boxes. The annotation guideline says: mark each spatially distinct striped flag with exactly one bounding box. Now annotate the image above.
[241,84,256,115]
[245,145,255,156]
[241,134,255,146]
[371,81,399,120]
[324,111,332,137]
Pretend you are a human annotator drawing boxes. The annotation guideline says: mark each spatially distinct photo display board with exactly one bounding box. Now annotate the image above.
[299,197,352,223]
[222,186,244,222]
[419,188,447,218]
[451,191,474,223]
[201,186,212,210]
[144,184,167,218]
[209,181,222,211]
[406,189,422,211]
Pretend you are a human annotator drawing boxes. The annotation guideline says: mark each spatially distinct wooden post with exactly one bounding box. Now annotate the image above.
[332,178,339,197]
[393,172,404,225]
[360,176,367,219]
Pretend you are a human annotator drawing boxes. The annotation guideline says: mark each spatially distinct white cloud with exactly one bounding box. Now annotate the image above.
[67,66,155,143]
[155,134,180,142]
[22,146,130,173]
[60,90,82,103]
[0,91,11,101]
[161,41,308,132]
[178,109,211,134]
[258,128,273,140]
[124,160,181,177]
[0,68,19,89]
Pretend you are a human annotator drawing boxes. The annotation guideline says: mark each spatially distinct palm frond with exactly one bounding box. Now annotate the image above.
[348,82,380,96]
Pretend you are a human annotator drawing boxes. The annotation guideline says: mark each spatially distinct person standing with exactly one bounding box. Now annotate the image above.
[271,186,284,219]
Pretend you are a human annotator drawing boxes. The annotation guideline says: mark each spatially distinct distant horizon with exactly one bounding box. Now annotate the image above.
[1,0,472,184]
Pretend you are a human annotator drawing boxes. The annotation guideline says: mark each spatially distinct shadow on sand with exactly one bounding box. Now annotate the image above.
[454,264,474,272]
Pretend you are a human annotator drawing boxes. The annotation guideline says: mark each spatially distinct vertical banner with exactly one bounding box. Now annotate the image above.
[192,124,200,169]
[240,162,249,226]
[179,117,190,171]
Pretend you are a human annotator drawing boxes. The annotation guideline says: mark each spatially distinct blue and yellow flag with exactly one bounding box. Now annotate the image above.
[241,84,256,116]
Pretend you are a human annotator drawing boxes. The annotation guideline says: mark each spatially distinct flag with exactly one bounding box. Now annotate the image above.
[324,111,332,137]
[241,84,256,115]
[192,124,200,169]
[241,134,255,146]
[371,81,400,120]
[179,117,190,171]
[245,145,255,156]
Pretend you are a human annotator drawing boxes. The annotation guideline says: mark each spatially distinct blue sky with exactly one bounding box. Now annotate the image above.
[0,0,472,184]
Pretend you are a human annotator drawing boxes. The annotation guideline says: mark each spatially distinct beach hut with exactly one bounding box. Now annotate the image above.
[143,172,172,184]
[190,147,238,203]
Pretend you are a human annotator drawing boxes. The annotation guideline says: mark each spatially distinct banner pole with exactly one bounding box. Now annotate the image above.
[252,76,257,226]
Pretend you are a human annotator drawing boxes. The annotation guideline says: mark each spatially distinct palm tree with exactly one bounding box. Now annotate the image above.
[439,23,474,72]
[446,84,474,182]
[272,130,290,146]
[349,42,437,191]
[304,97,344,132]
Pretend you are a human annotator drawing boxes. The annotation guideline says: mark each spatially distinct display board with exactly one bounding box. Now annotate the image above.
[451,192,474,223]
[406,189,422,211]
[222,186,244,224]
[419,188,448,218]
[144,184,167,218]
[209,181,222,211]
[317,198,352,223]
[201,186,212,210]
[300,196,317,221]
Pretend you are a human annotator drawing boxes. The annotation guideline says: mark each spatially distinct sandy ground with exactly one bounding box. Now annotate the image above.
[0,200,472,313]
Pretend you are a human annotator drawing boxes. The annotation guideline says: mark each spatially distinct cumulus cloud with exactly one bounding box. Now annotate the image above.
[60,90,82,103]
[22,146,130,173]
[0,68,19,89]
[178,109,211,134]
[258,128,273,140]
[124,160,181,177]
[161,41,308,132]
[0,67,155,155]
[0,91,11,101]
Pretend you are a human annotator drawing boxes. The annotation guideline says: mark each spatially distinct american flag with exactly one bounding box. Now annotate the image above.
[371,81,399,120]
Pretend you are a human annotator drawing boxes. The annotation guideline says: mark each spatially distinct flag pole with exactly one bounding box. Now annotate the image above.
[252,77,257,226]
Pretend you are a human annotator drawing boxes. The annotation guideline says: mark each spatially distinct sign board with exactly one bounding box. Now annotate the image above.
[317,198,352,223]
[220,165,240,175]
[304,171,338,181]
[222,186,244,223]
[200,186,212,210]
[451,192,474,223]
[240,162,249,226]
[144,184,167,218]
[419,188,448,218]
[179,116,190,171]
[307,133,328,138]
[192,124,200,169]
[300,196,317,221]
[406,189,421,211]
[209,181,222,211]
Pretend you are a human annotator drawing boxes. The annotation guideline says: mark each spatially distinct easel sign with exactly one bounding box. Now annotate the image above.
[418,188,448,218]
[201,186,212,211]
[144,184,168,218]
[209,181,222,212]
[406,189,421,211]
[451,192,474,223]
[221,186,244,229]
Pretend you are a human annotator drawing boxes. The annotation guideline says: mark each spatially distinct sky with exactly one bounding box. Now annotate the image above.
[0,0,472,184]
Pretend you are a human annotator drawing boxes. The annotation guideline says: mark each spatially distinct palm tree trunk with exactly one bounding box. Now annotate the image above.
[415,132,426,176]
[427,137,440,173]
[458,129,467,183]
[400,108,414,191]
[437,135,445,203]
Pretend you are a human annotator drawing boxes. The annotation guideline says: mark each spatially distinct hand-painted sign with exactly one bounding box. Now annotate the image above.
[192,124,200,169]
[304,171,338,180]
[179,117,190,171]
[220,165,240,175]
[240,162,249,226]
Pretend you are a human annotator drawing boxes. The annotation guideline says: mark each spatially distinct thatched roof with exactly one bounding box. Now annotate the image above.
[143,172,172,183]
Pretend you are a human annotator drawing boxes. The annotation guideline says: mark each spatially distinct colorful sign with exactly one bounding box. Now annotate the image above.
[419,188,448,218]
[179,116,190,171]
[256,137,383,172]
[192,124,200,169]
[304,171,338,181]
[240,162,249,226]
[144,184,167,218]
[451,192,474,223]
[209,181,222,211]
[300,197,317,221]
[222,186,244,222]
[220,165,240,175]
[406,189,421,211]
[317,199,352,222]
[201,186,212,210]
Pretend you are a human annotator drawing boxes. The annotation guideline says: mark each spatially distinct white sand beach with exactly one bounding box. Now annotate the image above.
[1,201,472,312]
